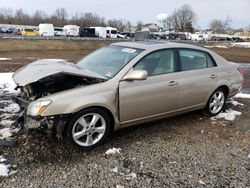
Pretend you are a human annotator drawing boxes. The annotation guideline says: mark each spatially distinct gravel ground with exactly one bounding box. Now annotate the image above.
[0,64,250,187]
[0,99,249,187]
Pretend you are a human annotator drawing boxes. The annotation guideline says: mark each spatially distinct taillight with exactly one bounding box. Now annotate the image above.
[237,67,244,76]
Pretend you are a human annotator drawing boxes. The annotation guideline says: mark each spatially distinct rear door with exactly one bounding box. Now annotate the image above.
[119,49,180,123]
[176,48,218,109]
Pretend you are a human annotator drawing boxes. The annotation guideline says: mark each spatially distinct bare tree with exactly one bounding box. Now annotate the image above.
[167,4,197,32]
[14,9,30,25]
[209,17,232,34]
[32,10,48,25]
[136,20,143,31]
[107,19,129,32]
[55,8,68,26]
[1,7,14,24]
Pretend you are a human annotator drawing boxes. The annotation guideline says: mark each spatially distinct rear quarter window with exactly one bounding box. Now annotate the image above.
[179,49,216,71]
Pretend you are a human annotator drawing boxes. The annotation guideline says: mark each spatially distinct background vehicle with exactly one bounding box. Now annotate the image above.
[21,28,38,36]
[38,23,54,36]
[6,27,17,34]
[191,34,204,41]
[91,27,107,38]
[54,27,66,36]
[13,42,243,149]
[79,28,96,37]
[106,27,117,38]
[63,25,80,37]
[167,33,186,40]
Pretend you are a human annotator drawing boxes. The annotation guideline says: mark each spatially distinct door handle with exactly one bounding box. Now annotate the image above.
[168,81,178,86]
[210,74,217,79]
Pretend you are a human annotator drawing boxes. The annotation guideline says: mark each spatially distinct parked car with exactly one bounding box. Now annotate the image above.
[6,27,17,34]
[21,28,38,36]
[168,33,186,40]
[13,42,244,149]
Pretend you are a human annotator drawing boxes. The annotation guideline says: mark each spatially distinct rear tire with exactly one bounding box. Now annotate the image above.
[204,88,226,116]
[65,108,111,149]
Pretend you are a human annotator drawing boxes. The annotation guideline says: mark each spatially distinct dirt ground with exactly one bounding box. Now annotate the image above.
[0,39,250,72]
[0,39,250,187]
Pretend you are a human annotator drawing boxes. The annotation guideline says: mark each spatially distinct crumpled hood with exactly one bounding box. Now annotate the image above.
[13,59,106,86]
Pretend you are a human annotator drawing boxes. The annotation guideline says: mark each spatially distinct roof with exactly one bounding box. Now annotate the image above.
[111,41,206,51]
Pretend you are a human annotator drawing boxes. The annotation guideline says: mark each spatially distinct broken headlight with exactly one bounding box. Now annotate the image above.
[27,100,52,116]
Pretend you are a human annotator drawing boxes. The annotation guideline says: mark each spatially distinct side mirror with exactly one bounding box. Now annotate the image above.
[123,70,148,81]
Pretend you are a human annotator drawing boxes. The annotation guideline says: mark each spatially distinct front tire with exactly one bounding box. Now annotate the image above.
[65,108,111,149]
[205,88,226,116]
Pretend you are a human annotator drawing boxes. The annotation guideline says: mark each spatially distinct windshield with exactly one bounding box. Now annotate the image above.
[77,45,143,79]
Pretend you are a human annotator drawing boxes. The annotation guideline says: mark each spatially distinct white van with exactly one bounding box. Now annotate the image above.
[63,25,80,37]
[106,27,117,38]
[191,33,204,41]
[38,23,54,36]
[91,27,107,38]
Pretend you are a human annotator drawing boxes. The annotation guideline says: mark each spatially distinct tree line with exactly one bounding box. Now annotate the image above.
[0,7,133,32]
[0,5,245,33]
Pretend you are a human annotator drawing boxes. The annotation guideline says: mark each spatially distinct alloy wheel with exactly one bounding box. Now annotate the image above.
[72,113,106,147]
[209,90,225,114]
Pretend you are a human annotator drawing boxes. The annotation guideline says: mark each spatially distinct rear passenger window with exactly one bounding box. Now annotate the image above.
[134,49,175,76]
[179,49,216,71]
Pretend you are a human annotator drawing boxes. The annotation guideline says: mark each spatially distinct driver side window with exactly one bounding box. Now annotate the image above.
[134,49,175,76]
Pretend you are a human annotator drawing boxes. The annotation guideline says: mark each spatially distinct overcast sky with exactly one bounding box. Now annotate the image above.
[0,0,249,29]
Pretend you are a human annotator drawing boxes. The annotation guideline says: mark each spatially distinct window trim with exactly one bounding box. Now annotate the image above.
[177,48,217,72]
[132,48,179,77]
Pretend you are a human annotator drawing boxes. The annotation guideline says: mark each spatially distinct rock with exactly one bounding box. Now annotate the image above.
[229,148,241,156]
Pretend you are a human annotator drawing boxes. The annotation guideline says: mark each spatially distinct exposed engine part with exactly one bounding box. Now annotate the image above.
[18,73,105,100]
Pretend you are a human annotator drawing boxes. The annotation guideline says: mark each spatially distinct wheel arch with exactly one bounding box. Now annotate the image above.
[205,85,230,108]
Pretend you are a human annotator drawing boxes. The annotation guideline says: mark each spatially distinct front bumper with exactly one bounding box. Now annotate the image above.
[13,95,30,109]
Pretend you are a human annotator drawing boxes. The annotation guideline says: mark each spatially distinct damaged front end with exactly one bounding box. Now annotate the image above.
[12,59,107,138]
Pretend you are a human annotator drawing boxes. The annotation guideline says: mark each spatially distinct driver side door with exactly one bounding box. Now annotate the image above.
[119,49,180,124]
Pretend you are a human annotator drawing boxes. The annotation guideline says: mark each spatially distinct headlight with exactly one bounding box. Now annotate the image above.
[27,100,52,116]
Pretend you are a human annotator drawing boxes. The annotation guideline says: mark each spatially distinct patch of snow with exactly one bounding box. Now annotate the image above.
[0,102,20,113]
[116,185,124,188]
[227,99,244,106]
[0,127,19,139]
[204,45,229,49]
[105,147,121,155]
[111,166,137,180]
[214,45,229,49]
[248,153,250,159]
[0,119,15,127]
[215,109,241,121]
[125,172,137,179]
[111,166,119,173]
[0,73,19,95]
[204,45,213,48]
[232,42,250,48]
[199,179,206,185]
[0,156,17,177]
[210,117,216,121]
[0,58,12,61]
[0,163,9,176]
[235,93,250,99]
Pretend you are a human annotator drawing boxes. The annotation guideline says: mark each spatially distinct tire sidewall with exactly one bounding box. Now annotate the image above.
[65,108,111,149]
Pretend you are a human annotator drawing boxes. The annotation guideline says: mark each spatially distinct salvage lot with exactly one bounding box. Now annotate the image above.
[0,40,250,187]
